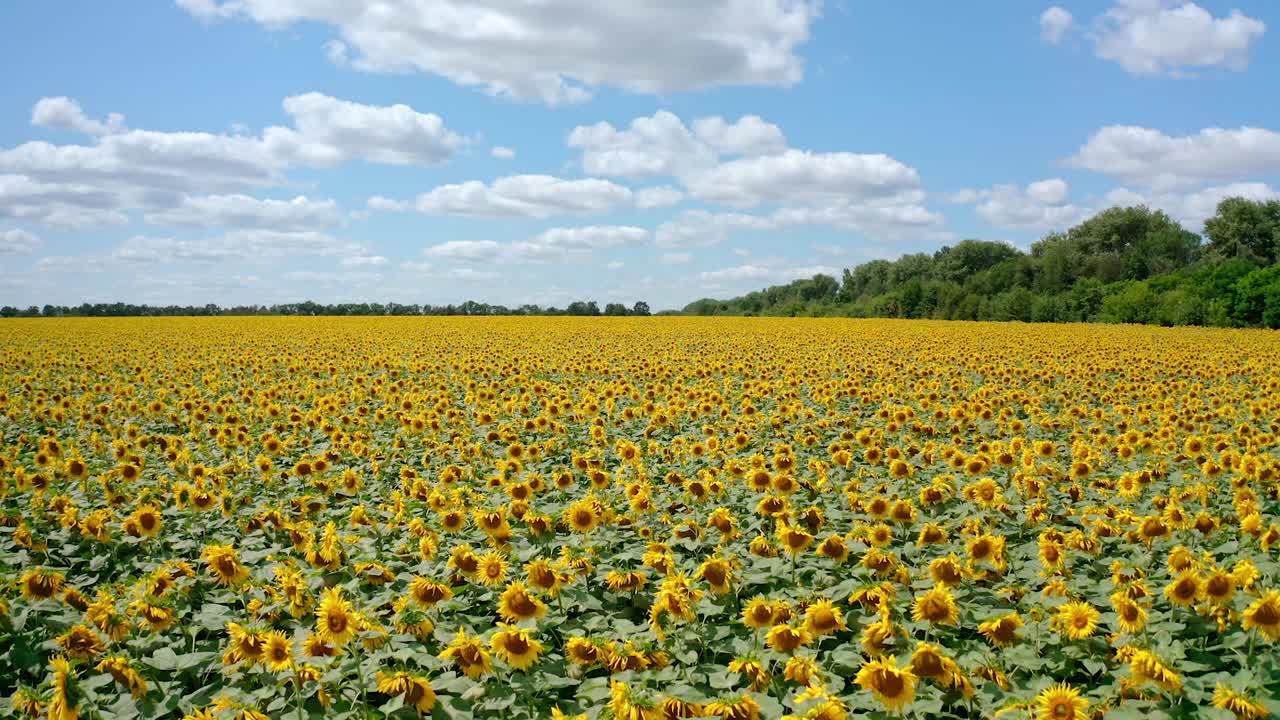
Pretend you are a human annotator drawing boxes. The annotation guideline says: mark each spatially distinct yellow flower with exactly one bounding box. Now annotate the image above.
[376,671,437,713]
[262,630,293,672]
[47,655,78,720]
[1242,589,1280,641]
[497,581,547,623]
[491,623,543,671]
[911,585,958,626]
[1054,601,1100,641]
[1035,683,1087,720]
[438,628,493,678]
[1212,684,1268,720]
[201,544,249,586]
[314,587,357,647]
[854,655,915,712]
[978,612,1023,647]
[765,623,812,653]
[802,599,846,636]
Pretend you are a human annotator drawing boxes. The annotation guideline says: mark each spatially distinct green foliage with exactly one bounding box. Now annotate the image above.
[684,198,1280,328]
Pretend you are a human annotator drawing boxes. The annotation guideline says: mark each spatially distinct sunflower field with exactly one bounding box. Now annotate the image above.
[2,316,1279,720]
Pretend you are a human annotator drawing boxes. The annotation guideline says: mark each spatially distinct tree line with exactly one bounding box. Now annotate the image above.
[1,300,653,318]
[682,197,1280,328]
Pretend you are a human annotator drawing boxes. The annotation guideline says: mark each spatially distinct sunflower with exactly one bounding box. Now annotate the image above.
[491,623,544,671]
[438,628,493,679]
[766,623,812,653]
[497,582,547,623]
[1054,601,1100,641]
[1203,569,1236,604]
[566,637,601,666]
[704,694,761,720]
[407,576,453,608]
[1163,571,1202,608]
[476,552,509,587]
[201,544,249,586]
[854,655,916,712]
[20,568,65,600]
[977,612,1022,647]
[728,657,770,690]
[47,656,78,720]
[911,585,958,626]
[57,625,105,660]
[1128,648,1181,692]
[1035,683,1088,720]
[742,598,776,630]
[1110,594,1148,634]
[605,570,648,593]
[1242,590,1280,641]
[777,524,815,554]
[782,654,821,686]
[262,630,293,672]
[314,587,357,647]
[96,656,147,699]
[1212,684,1268,720]
[814,534,849,562]
[564,501,599,533]
[607,680,661,720]
[376,671,437,713]
[697,558,734,594]
[803,599,846,636]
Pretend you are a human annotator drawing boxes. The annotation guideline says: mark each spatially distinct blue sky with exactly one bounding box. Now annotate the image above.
[1,1,1278,310]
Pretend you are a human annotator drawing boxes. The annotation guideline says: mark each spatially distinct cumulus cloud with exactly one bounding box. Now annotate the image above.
[971,179,1091,231]
[0,94,465,229]
[1069,125,1280,187]
[1103,182,1280,231]
[32,97,126,136]
[0,228,42,254]
[568,111,721,179]
[414,175,634,218]
[634,185,684,209]
[423,225,647,265]
[685,149,924,209]
[1058,1,1266,75]
[1040,6,1075,44]
[339,255,389,269]
[143,194,341,229]
[265,92,466,166]
[112,230,365,263]
[176,0,820,104]
[659,252,692,265]
[697,262,840,287]
[490,146,515,160]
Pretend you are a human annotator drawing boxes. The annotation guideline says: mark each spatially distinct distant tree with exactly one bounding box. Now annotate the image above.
[1204,197,1280,266]
[603,302,628,316]
[631,301,651,316]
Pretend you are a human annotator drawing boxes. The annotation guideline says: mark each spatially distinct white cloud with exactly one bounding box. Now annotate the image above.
[569,111,718,178]
[605,260,624,270]
[1090,1,1265,76]
[656,210,778,248]
[143,194,341,229]
[1103,182,1280,231]
[692,116,787,156]
[177,0,820,104]
[339,255,389,269]
[1040,6,1075,44]
[112,230,364,263]
[0,228,42,254]
[969,179,1091,231]
[32,97,125,136]
[367,196,408,212]
[659,252,692,265]
[491,146,515,160]
[634,185,684,209]
[697,262,840,287]
[266,92,466,166]
[1,94,464,229]
[423,225,646,265]
[684,149,923,208]
[0,174,129,228]
[1069,125,1280,186]
[415,175,633,218]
